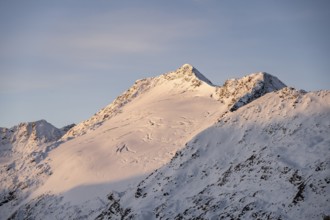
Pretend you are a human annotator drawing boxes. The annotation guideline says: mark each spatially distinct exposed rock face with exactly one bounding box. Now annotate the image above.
[214,72,286,111]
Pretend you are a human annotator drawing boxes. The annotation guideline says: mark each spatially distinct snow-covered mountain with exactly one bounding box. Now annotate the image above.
[0,120,75,218]
[62,64,284,140]
[95,88,330,220]
[0,120,67,152]
[1,64,328,220]
[62,64,215,139]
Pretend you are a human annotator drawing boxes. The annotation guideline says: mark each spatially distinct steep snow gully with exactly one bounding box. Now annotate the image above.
[1,64,329,220]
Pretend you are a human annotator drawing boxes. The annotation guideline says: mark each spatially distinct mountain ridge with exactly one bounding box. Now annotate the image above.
[62,64,213,139]
[2,64,327,220]
[62,64,285,140]
[0,120,73,154]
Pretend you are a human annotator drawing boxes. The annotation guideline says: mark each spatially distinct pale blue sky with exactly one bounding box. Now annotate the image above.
[1,0,329,128]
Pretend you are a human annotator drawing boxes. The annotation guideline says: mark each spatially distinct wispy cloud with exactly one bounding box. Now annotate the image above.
[0,6,209,94]
[0,71,82,94]
[47,10,207,56]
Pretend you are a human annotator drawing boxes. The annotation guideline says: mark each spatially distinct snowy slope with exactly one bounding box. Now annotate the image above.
[0,120,74,219]
[2,64,288,219]
[96,88,330,220]
[62,64,214,139]
[62,65,284,140]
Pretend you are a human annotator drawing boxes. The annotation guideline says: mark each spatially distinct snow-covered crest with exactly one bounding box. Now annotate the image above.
[63,66,285,140]
[215,72,286,111]
[0,120,65,152]
[62,64,214,139]
[160,63,213,86]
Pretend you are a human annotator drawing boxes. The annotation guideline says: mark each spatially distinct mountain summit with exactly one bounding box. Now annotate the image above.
[159,63,213,86]
[215,72,286,111]
[0,120,67,153]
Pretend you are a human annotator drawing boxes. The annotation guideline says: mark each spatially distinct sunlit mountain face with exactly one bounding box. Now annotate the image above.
[1,65,329,220]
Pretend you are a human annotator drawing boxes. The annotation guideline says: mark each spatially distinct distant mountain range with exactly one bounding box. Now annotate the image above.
[1,64,329,220]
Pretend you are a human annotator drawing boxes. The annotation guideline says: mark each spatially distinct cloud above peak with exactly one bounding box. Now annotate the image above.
[49,10,207,56]
[0,6,208,74]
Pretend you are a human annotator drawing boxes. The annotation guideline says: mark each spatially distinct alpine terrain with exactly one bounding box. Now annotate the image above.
[0,64,329,220]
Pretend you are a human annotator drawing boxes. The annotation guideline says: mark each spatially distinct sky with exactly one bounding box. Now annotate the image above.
[1,0,329,128]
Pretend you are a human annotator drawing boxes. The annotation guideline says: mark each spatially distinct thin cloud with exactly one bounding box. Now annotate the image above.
[0,72,82,94]
[48,14,208,56]
[0,7,209,96]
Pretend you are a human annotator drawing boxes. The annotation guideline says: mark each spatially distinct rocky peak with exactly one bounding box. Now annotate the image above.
[0,120,64,152]
[161,64,213,86]
[215,72,286,111]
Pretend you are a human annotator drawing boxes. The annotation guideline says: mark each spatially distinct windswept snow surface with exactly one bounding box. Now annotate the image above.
[97,88,330,220]
[1,64,289,219]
